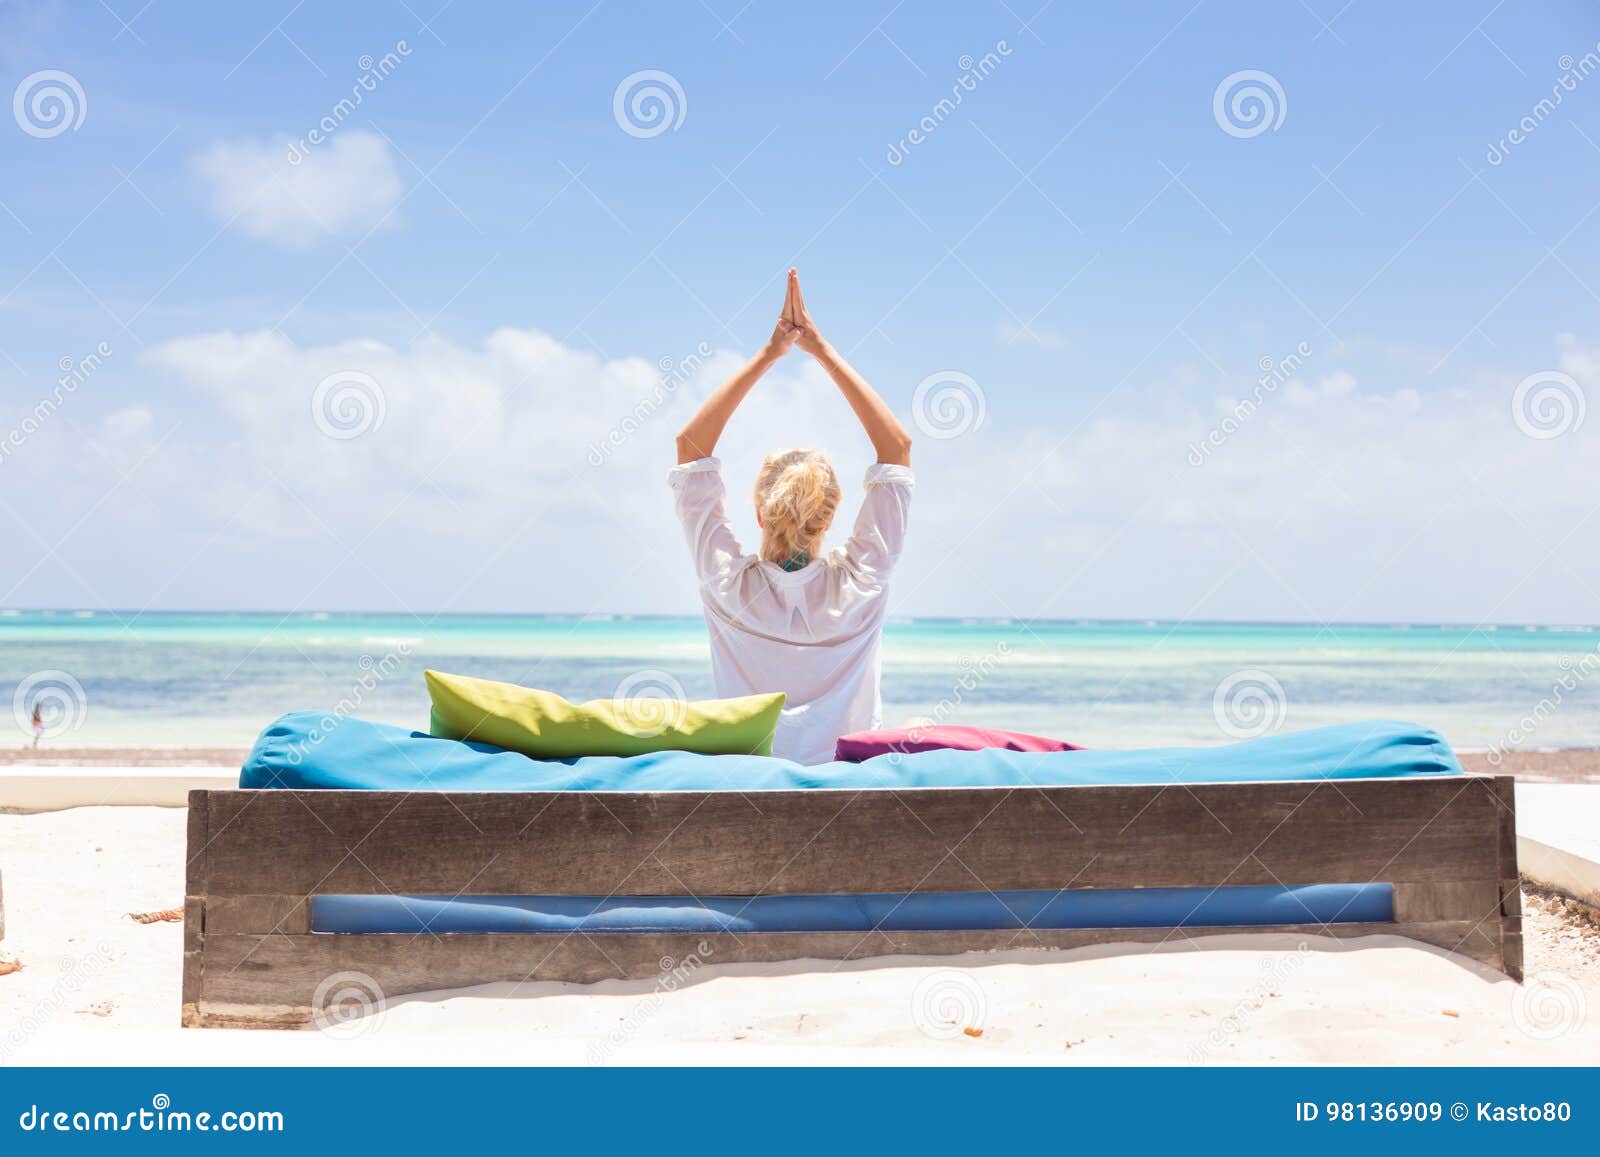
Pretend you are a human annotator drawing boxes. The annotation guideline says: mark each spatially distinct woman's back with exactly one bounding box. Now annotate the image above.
[671,458,914,764]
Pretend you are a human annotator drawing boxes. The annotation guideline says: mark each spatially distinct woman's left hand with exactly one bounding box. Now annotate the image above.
[785,268,826,355]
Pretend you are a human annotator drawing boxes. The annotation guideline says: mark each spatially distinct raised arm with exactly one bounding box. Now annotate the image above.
[787,269,912,467]
[675,295,799,464]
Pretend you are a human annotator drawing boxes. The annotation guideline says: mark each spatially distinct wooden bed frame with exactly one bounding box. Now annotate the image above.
[182,776,1523,1028]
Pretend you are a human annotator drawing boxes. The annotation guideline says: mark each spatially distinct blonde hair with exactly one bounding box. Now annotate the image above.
[754,449,841,567]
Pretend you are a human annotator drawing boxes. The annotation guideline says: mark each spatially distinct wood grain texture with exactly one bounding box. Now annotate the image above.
[205,894,311,935]
[181,792,208,1026]
[1491,775,1524,981]
[1391,881,1502,922]
[195,777,1506,895]
[181,775,1522,1028]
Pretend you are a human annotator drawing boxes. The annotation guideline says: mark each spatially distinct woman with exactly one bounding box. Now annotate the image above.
[671,269,914,764]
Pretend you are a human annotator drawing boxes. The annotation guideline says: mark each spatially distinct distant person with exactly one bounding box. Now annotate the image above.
[31,701,43,748]
[671,269,913,764]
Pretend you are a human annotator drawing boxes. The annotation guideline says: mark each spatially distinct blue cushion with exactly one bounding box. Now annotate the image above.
[243,714,1460,792]
[311,884,1394,935]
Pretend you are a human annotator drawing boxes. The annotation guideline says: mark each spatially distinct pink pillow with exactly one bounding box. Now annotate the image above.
[834,724,1084,762]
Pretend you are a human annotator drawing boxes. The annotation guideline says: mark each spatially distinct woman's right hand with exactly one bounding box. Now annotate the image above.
[765,271,807,357]
[766,313,800,358]
[785,268,827,355]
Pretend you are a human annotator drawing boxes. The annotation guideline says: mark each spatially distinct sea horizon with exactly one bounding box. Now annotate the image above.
[6,610,1599,752]
[5,607,1600,630]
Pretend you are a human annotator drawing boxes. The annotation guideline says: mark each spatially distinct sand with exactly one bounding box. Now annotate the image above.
[1458,749,1600,784]
[3,804,1598,1066]
[0,747,252,768]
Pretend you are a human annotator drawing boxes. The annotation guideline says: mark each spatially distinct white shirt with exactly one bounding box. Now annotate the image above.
[670,457,915,764]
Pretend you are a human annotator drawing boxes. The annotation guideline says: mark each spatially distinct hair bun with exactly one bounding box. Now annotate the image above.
[755,449,842,566]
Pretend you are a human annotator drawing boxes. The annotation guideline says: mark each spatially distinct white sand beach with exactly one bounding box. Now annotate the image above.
[3,800,1598,1066]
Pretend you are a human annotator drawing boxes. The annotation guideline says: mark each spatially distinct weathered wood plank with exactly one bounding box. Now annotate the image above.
[205,894,311,935]
[1491,776,1524,981]
[189,918,1508,1028]
[195,777,1506,895]
[1391,881,1502,922]
[182,776,1523,1027]
[181,792,209,1026]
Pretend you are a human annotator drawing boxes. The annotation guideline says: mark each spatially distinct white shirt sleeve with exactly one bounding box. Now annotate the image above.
[838,463,914,586]
[668,457,746,581]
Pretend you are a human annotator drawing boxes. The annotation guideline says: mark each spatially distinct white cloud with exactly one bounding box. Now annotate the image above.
[1317,370,1357,396]
[138,327,874,545]
[905,338,1599,622]
[192,131,403,247]
[5,325,1594,620]
[114,327,898,612]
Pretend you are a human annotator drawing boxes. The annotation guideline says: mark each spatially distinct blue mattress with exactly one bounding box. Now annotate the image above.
[246,714,1453,937]
[243,714,1461,793]
[312,884,1393,934]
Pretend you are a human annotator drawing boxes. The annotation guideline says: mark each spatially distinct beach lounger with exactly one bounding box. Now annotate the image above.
[181,717,1522,1028]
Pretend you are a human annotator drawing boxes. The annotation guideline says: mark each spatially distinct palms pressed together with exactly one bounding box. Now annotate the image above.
[678,267,913,468]
[769,267,824,356]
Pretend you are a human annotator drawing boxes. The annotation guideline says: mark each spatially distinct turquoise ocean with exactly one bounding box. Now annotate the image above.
[4,611,1600,752]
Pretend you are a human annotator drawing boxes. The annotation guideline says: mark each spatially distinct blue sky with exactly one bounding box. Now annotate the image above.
[2,0,1599,623]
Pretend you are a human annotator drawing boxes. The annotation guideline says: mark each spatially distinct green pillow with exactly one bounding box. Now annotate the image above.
[424,670,785,759]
